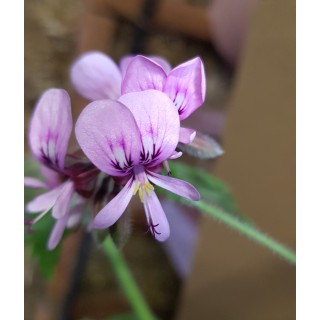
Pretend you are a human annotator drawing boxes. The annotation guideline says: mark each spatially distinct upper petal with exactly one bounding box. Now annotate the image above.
[144,190,170,242]
[147,171,200,201]
[164,57,206,120]
[70,51,121,100]
[119,90,180,166]
[121,55,167,95]
[90,177,137,230]
[120,54,171,75]
[29,89,72,170]
[148,56,172,74]
[75,99,142,176]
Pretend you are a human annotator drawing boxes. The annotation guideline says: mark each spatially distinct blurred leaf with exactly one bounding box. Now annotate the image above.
[167,161,252,224]
[81,314,138,320]
[24,156,62,279]
[106,313,139,320]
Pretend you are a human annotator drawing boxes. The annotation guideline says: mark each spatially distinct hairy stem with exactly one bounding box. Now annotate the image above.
[179,199,296,264]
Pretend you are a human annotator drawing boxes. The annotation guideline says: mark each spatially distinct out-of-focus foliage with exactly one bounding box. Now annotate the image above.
[167,161,251,224]
[81,312,138,320]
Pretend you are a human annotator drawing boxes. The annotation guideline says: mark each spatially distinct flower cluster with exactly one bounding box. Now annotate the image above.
[25,52,217,249]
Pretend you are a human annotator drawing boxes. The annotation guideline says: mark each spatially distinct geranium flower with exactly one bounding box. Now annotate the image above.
[70,52,203,143]
[75,90,200,241]
[71,51,223,159]
[25,89,97,249]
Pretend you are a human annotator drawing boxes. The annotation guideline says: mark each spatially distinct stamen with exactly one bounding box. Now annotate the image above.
[133,181,141,195]
[144,181,154,196]
[138,187,144,203]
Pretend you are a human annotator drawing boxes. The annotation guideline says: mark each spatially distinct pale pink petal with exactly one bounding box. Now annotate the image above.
[24,177,48,189]
[29,89,72,170]
[144,190,170,242]
[90,178,137,230]
[119,90,180,166]
[70,51,121,100]
[121,55,167,94]
[148,55,172,73]
[40,165,61,189]
[75,100,141,177]
[47,214,69,250]
[164,57,206,120]
[66,198,85,228]
[119,55,134,75]
[147,171,200,201]
[52,180,74,219]
[26,185,62,213]
[120,55,171,75]
[179,127,196,144]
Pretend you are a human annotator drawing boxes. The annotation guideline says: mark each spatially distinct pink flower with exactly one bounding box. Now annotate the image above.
[25,89,97,249]
[75,90,200,241]
[70,52,206,145]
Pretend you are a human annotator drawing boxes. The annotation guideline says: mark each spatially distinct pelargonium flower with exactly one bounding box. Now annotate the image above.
[75,90,200,241]
[71,51,222,158]
[25,89,97,249]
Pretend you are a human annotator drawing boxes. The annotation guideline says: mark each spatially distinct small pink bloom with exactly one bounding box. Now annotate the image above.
[25,89,96,249]
[75,90,200,241]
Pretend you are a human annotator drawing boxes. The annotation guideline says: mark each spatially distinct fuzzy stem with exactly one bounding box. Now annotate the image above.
[102,236,156,320]
[179,199,296,264]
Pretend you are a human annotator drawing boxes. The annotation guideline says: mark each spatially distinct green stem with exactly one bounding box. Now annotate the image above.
[180,199,296,264]
[102,236,156,320]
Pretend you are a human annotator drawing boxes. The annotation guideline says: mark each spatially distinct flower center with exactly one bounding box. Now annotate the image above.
[133,165,154,203]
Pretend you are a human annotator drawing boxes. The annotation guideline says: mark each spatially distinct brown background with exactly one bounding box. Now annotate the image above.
[177,0,296,319]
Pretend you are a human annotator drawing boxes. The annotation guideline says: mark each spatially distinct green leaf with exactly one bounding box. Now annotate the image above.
[24,156,62,279]
[166,161,251,224]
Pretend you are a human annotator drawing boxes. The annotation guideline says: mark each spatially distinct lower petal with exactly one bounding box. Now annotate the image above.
[52,180,74,219]
[66,198,85,228]
[24,177,48,189]
[147,172,200,201]
[26,185,62,213]
[144,190,170,242]
[179,127,196,144]
[90,177,137,230]
[47,214,69,250]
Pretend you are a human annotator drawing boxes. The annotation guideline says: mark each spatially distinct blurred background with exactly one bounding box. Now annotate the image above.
[25,0,295,319]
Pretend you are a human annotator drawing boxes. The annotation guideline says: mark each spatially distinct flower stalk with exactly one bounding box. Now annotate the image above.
[175,198,296,264]
[102,236,156,320]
